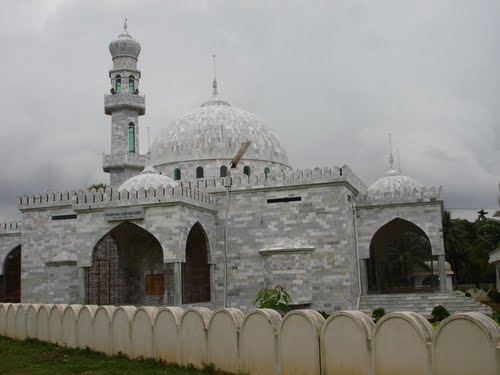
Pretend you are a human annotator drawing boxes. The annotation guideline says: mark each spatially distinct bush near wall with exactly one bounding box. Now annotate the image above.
[1,303,500,375]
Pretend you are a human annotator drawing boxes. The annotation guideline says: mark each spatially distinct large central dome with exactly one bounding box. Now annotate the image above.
[151,89,290,172]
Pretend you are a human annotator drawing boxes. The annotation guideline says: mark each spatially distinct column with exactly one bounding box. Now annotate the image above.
[77,267,86,304]
[438,255,447,292]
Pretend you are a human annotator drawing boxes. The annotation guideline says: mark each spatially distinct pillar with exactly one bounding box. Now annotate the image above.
[438,255,447,292]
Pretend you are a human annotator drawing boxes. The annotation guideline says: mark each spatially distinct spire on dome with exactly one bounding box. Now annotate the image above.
[123,18,128,32]
[397,148,402,173]
[388,133,394,169]
[212,54,218,96]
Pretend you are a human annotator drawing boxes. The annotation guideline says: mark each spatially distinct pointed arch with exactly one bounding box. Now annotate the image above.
[367,218,435,293]
[182,222,211,304]
[1,245,21,302]
[115,74,122,93]
[128,75,135,93]
[86,222,166,306]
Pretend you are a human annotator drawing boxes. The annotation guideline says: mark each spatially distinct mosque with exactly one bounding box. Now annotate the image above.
[0,23,490,315]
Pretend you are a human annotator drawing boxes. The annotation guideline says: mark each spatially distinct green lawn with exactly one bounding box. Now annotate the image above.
[0,336,232,375]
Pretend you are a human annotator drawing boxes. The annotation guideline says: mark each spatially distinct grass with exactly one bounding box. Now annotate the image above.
[0,336,233,375]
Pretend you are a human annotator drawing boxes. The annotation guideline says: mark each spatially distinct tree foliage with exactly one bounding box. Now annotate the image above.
[443,211,500,284]
[88,183,108,191]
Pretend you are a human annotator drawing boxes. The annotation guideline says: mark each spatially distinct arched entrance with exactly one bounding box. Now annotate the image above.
[1,246,21,302]
[85,222,165,305]
[182,223,211,304]
[367,218,437,293]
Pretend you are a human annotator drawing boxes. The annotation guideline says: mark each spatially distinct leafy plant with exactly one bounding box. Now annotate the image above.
[254,285,291,314]
[372,308,385,323]
[431,305,450,322]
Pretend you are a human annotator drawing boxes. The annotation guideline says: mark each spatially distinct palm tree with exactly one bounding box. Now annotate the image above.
[442,210,468,281]
[477,209,488,221]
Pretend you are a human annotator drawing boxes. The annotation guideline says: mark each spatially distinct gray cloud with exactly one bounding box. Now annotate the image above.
[1,0,499,221]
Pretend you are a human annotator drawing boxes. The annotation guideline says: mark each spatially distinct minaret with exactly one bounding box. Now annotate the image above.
[103,20,147,187]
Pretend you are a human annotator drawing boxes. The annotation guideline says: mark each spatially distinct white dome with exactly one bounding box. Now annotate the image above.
[118,165,177,192]
[151,95,290,167]
[366,169,424,198]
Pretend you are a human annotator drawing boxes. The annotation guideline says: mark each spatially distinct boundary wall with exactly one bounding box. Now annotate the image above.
[1,304,499,375]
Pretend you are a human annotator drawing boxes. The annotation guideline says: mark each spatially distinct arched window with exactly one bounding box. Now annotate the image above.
[196,166,204,178]
[115,75,122,93]
[174,168,181,181]
[220,165,228,177]
[128,75,135,93]
[128,123,135,153]
[243,166,251,176]
[264,167,270,176]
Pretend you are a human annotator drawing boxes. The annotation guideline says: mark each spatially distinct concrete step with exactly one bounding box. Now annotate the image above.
[358,292,494,318]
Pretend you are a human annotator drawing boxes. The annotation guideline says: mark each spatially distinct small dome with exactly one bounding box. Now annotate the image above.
[109,21,141,60]
[151,95,290,167]
[366,169,423,198]
[118,165,177,192]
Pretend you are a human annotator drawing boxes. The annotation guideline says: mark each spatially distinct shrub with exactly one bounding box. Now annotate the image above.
[317,311,330,319]
[487,288,500,303]
[465,291,471,297]
[372,308,385,323]
[432,305,450,322]
[254,285,291,314]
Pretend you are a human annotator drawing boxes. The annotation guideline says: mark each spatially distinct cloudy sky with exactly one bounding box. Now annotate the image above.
[0,0,499,222]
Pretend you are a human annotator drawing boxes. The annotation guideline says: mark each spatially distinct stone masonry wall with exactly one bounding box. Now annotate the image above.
[212,182,360,312]
[19,207,79,303]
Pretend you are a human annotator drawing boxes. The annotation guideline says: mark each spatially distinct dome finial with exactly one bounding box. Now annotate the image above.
[388,133,394,169]
[123,18,128,32]
[397,147,402,173]
[212,54,218,96]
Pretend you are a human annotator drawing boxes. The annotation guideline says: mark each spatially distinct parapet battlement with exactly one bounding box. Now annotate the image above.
[18,186,216,212]
[189,165,368,194]
[359,186,443,205]
[17,165,365,211]
[0,221,22,235]
[16,165,442,211]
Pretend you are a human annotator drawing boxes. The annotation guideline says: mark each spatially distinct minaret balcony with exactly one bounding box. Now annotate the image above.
[103,152,148,172]
[104,93,145,115]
